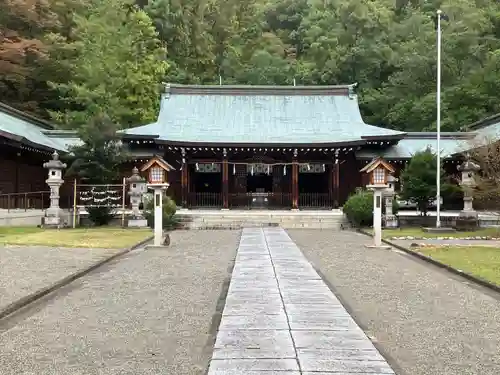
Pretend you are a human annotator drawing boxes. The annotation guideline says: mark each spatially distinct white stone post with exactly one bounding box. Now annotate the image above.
[147,183,169,247]
[42,151,67,227]
[373,189,383,247]
[153,187,163,246]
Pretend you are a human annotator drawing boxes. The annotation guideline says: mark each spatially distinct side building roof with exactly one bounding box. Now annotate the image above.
[122,84,405,146]
[0,102,81,152]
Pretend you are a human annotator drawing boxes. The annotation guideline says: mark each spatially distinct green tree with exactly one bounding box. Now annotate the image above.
[0,0,59,115]
[400,148,452,215]
[49,0,167,129]
[66,113,127,184]
[146,0,216,84]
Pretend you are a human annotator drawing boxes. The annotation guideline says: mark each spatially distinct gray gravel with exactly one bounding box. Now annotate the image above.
[0,246,120,312]
[0,230,240,375]
[288,229,500,375]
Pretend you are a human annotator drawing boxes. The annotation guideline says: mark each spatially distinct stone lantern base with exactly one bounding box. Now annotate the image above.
[383,214,398,228]
[126,216,148,228]
[41,208,69,228]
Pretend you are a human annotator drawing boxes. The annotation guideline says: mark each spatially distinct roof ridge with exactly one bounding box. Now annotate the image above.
[163,83,356,96]
[0,102,54,130]
[461,113,500,131]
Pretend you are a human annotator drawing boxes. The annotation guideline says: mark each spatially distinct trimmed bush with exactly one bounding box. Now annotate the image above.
[343,189,399,227]
[143,194,179,229]
[87,206,114,226]
[343,189,373,227]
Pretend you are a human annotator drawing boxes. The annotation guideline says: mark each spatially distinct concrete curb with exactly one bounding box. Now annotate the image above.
[0,235,153,321]
[358,229,500,294]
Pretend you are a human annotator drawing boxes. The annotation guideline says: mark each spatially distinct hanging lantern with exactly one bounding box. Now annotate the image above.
[283,165,287,176]
[267,165,271,175]
[322,164,325,172]
[307,164,311,171]
[251,165,254,176]
[195,163,199,171]
[233,164,236,175]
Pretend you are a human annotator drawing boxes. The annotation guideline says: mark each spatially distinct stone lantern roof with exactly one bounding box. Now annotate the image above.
[43,151,67,170]
[127,166,146,183]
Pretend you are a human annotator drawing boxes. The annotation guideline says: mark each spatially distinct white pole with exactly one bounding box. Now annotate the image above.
[436,9,442,228]
[373,190,382,247]
[154,188,163,246]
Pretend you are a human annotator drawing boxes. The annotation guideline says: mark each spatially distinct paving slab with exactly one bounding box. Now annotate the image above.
[207,228,395,375]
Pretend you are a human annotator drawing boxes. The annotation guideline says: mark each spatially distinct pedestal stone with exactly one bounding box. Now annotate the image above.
[126,167,147,228]
[41,151,67,228]
[456,155,480,231]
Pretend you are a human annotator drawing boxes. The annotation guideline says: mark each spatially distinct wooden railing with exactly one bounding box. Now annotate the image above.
[187,192,223,208]
[298,192,335,209]
[0,191,50,211]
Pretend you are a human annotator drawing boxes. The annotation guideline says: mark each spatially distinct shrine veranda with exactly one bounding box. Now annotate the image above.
[0,85,498,210]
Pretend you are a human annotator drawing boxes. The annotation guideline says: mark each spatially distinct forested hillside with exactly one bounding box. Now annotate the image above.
[1,0,500,131]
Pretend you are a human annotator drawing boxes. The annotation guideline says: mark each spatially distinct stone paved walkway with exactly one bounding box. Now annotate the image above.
[207,228,395,375]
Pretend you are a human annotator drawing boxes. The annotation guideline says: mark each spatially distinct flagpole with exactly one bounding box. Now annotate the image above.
[436,9,442,228]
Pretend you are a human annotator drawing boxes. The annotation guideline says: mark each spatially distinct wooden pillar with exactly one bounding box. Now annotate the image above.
[222,149,229,209]
[332,160,340,208]
[181,148,188,208]
[292,149,298,209]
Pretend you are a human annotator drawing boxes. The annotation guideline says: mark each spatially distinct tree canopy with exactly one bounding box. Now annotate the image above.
[2,0,500,131]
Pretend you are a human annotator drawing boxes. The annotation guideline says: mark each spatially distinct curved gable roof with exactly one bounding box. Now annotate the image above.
[123,84,405,145]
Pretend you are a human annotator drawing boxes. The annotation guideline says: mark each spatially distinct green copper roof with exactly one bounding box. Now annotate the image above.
[123,85,405,145]
[0,102,80,151]
[356,133,474,159]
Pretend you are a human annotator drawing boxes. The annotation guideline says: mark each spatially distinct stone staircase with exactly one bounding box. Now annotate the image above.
[176,209,346,230]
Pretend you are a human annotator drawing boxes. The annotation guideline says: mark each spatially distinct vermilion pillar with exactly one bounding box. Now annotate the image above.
[181,149,188,208]
[292,150,299,209]
[332,161,340,208]
[222,149,229,209]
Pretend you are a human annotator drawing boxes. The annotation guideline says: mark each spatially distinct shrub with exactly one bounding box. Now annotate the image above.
[143,194,179,229]
[87,206,114,226]
[343,189,373,227]
[343,189,399,227]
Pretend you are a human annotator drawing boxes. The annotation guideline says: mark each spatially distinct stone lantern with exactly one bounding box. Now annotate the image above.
[141,155,175,247]
[456,154,480,230]
[42,151,67,228]
[126,166,147,228]
[360,157,395,248]
[383,174,399,228]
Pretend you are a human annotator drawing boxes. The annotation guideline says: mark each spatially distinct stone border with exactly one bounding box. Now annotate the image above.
[0,235,153,321]
[389,236,500,241]
[358,229,500,295]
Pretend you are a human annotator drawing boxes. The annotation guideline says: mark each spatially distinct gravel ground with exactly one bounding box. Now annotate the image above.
[0,246,120,312]
[288,229,500,375]
[0,230,240,375]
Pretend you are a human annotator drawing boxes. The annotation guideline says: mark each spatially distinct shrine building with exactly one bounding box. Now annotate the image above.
[120,84,481,210]
[1,84,499,211]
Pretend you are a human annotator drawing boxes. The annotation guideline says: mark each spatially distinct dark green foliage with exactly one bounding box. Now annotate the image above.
[344,188,400,227]
[343,189,374,227]
[400,148,458,215]
[4,0,500,133]
[143,194,179,230]
[87,206,114,226]
[65,113,127,184]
